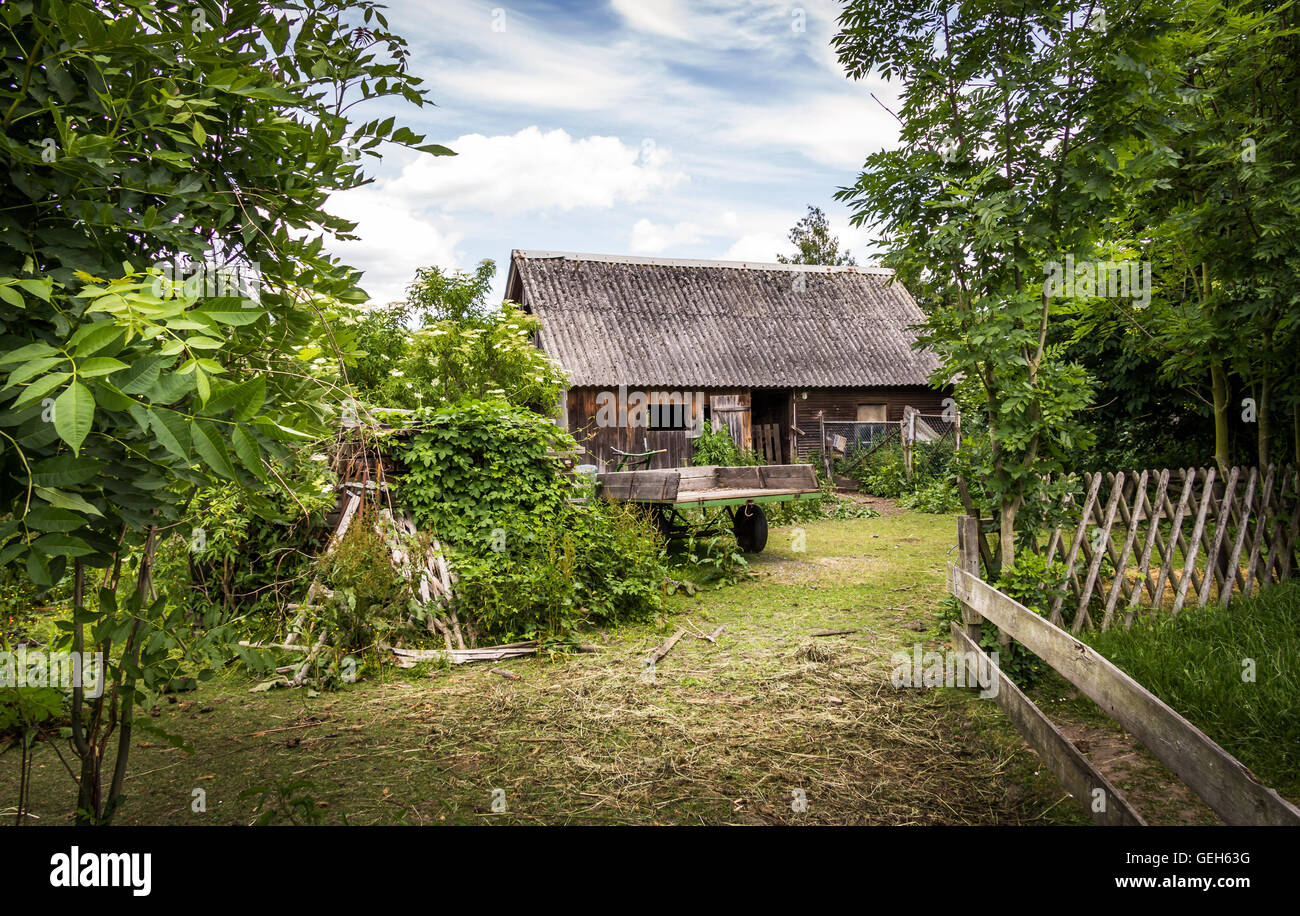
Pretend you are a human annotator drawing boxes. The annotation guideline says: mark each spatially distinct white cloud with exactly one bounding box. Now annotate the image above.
[327,187,463,305]
[386,127,687,215]
[724,92,901,169]
[629,218,705,253]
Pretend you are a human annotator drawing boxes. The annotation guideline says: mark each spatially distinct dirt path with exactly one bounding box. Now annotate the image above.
[4,512,1085,825]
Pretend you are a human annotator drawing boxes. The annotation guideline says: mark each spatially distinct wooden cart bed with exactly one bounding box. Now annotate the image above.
[596,464,819,505]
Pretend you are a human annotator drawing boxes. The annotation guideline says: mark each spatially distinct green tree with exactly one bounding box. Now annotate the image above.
[0,0,447,822]
[776,206,856,266]
[833,0,1108,568]
[1087,0,1300,470]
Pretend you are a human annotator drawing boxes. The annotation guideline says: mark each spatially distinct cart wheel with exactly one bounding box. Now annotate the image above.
[732,504,768,553]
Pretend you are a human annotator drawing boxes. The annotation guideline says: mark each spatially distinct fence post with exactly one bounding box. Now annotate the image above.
[956,515,982,642]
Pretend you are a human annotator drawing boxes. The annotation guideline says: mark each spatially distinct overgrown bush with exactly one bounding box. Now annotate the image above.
[844,437,959,514]
[399,401,667,642]
[690,422,759,466]
[315,507,414,649]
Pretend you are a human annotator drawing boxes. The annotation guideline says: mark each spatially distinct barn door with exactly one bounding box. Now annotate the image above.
[709,394,750,452]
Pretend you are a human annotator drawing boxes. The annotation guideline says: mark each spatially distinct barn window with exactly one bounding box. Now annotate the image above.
[649,395,694,431]
[856,403,888,422]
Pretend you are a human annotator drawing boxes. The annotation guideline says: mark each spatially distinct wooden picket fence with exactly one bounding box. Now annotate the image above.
[949,521,1300,826]
[975,464,1300,632]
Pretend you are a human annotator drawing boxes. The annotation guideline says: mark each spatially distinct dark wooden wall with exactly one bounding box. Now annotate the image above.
[790,386,948,458]
[565,385,947,469]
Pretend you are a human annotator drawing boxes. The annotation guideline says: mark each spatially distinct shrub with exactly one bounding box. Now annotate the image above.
[398,401,667,642]
[399,401,574,543]
[690,423,759,466]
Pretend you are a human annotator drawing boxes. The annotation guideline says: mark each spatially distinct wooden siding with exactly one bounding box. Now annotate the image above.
[565,385,946,469]
[791,386,947,458]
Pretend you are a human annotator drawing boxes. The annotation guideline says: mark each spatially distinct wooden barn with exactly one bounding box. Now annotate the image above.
[503,250,948,470]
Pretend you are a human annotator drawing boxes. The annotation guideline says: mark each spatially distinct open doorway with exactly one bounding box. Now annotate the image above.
[751,388,791,464]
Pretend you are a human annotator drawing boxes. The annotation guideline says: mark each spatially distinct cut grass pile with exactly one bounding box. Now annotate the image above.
[1,510,1087,825]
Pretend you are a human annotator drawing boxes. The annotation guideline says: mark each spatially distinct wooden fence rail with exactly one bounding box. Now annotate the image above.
[950,517,1300,826]
[973,463,1300,631]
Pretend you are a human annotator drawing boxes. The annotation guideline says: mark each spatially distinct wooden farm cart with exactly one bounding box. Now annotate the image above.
[596,464,820,553]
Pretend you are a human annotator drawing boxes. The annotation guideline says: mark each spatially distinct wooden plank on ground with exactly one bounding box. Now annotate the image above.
[950,625,1147,826]
[950,565,1300,826]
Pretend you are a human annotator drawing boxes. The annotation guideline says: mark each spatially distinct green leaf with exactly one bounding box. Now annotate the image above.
[192,308,265,326]
[0,286,24,309]
[24,506,89,532]
[231,426,267,482]
[191,420,239,480]
[32,533,96,557]
[34,487,103,517]
[76,357,130,378]
[70,321,122,357]
[15,278,53,301]
[53,381,95,454]
[0,341,57,368]
[112,356,165,395]
[148,409,192,460]
[30,455,99,487]
[10,371,70,409]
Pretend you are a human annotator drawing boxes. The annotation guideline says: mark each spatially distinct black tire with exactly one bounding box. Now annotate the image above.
[732,505,768,553]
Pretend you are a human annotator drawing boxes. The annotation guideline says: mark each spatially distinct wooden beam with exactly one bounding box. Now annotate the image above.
[951,625,1147,826]
[950,565,1300,826]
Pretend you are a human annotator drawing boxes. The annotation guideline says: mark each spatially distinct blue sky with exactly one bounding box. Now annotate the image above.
[325,0,902,304]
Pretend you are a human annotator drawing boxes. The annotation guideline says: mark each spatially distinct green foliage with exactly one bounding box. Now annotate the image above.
[315,507,412,649]
[1085,581,1300,796]
[452,502,665,643]
[899,479,962,514]
[845,438,959,513]
[405,261,497,325]
[767,487,880,525]
[398,401,575,544]
[0,0,445,823]
[239,779,327,826]
[671,512,749,587]
[398,401,666,642]
[776,205,856,266]
[347,264,567,414]
[690,422,758,467]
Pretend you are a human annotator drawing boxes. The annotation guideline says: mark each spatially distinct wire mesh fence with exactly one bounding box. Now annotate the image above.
[820,412,959,484]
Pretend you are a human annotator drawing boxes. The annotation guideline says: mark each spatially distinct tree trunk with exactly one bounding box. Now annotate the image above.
[999,497,1018,573]
[1211,361,1230,474]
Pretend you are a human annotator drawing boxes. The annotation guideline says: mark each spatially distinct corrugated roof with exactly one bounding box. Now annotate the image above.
[505,250,941,388]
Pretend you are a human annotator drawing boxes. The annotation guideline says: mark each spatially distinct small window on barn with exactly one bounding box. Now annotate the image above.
[856,403,888,423]
[648,396,694,431]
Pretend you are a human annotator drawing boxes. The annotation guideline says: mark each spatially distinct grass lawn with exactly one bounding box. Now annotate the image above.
[3,509,1091,825]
